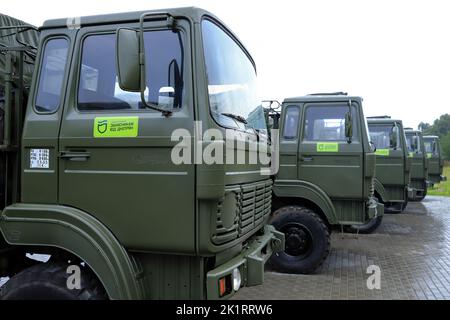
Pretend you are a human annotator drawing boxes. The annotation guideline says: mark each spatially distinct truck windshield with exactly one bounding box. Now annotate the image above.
[202,19,266,133]
[369,124,400,149]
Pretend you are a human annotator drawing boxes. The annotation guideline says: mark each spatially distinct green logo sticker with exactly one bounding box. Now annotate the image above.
[94,117,139,138]
[427,153,432,158]
[375,149,390,156]
[408,152,414,157]
[317,142,339,152]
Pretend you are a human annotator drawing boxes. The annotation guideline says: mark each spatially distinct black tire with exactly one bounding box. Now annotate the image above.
[346,215,383,234]
[268,206,330,274]
[400,199,408,212]
[0,262,107,300]
[413,181,428,202]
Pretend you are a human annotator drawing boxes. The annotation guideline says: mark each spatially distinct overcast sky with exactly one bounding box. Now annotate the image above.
[2,0,449,128]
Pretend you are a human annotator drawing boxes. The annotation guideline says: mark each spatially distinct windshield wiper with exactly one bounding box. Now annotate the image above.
[221,112,247,124]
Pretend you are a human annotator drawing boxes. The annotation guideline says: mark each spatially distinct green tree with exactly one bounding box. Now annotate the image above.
[418,122,431,131]
[441,132,450,160]
[424,114,450,136]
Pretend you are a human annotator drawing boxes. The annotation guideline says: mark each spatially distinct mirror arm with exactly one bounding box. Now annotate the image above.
[346,99,352,144]
[137,13,174,117]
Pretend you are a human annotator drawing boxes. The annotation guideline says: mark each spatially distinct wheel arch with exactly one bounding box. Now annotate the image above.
[373,178,388,203]
[272,180,337,225]
[0,203,145,300]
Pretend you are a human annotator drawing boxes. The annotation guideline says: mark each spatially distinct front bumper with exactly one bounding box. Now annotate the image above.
[367,197,384,220]
[206,225,284,300]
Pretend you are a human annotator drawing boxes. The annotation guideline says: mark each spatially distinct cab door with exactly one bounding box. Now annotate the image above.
[370,123,405,191]
[58,21,195,252]
[297,102,363,199]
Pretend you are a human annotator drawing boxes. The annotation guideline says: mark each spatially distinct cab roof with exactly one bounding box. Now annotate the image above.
[367,118,403,125]
[405,129,422,134]
[423,135,439,139]
[40,6,255,70]
[42,7,210,29]
[283,95,362,104]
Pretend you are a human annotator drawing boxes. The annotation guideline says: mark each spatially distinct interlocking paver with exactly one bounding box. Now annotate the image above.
[1,196,449,299]
[235,196,450,300]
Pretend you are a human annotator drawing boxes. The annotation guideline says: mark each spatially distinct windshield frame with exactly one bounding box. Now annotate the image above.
[201,16,264,135]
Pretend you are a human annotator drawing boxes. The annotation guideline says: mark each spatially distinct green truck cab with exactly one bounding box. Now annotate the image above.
[423,135,447,184]
[266,93,383,274]
[0,7,284,300]
[367,117,412,212]
[405,129,429,201]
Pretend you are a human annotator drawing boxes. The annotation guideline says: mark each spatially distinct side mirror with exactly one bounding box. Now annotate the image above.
[116,28,141,92]
[390,127,398,149]
[345,111,353,143]
[370,140,377,152]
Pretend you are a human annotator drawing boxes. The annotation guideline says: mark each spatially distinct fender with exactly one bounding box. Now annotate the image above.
[373,178,388,203]
[0,203,145,299]
[273,179,338,224]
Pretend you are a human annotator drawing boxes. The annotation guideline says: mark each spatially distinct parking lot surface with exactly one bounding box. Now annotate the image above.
[235,196,450,300]
[1,196,449,299]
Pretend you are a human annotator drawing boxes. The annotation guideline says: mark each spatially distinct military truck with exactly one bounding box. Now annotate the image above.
[423,135,447,184]
[0,7,284,300]
[266,93,383,274]
[366,116,412,212]
[405,129,428,201]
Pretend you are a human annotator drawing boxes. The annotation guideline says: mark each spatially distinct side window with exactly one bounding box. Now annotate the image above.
[78,30,184,111]
[283,107,299,139]
[369,124,400,149]
[303,105,358,142]
[35,38,69,113]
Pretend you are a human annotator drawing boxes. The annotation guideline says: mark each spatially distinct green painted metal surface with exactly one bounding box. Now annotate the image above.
[273,95,381,225]
[0,7,282,300]
[368,118,409,203]
[423,135,446,184]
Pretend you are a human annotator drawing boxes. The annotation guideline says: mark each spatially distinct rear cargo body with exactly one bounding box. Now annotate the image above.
[1,14,39,210]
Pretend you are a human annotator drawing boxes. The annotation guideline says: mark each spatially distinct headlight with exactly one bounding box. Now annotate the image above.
[232,268,242,291]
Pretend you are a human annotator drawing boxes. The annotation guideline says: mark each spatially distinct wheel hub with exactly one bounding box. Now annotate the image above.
[283,224,313,257]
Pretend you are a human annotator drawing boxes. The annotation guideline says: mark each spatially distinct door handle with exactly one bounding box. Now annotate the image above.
[300,156,313,162]
[59,151,91,161]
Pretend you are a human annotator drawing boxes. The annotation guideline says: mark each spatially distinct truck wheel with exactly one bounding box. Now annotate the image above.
[400,200,408,212]
[346,216,383,234]
[0,262,107,300]
[414,183,428,202]
[269,206,330,274]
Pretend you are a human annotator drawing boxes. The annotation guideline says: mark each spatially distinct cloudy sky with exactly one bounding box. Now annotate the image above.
[2,0,449,128]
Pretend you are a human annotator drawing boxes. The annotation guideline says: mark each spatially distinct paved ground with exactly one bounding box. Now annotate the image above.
[235,196,450,300]
[2,196,449,299]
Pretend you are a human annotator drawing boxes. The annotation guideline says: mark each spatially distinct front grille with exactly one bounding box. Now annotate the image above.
[212,179,273,245]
